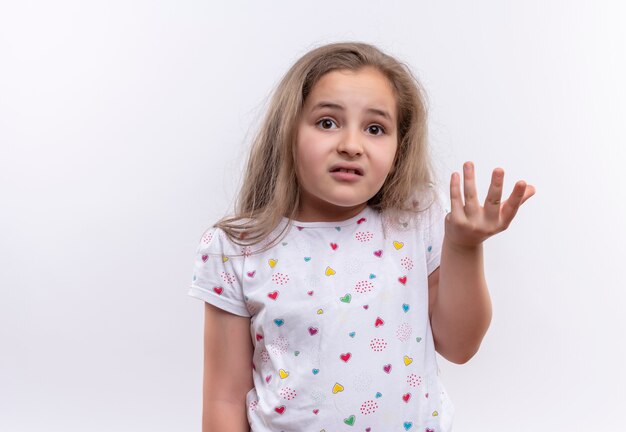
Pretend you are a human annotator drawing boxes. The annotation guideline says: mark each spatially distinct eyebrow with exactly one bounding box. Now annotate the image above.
[310,101,393,122]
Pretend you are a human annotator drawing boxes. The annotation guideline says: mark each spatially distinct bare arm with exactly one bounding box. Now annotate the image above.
[428,162,535,364]
[428,242,492,364]
[202,302,253,432]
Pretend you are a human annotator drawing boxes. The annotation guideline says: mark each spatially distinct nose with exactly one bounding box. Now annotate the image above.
[336,126,363,157]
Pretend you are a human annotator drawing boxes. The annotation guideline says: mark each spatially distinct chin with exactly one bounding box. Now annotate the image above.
[324,197,370,209]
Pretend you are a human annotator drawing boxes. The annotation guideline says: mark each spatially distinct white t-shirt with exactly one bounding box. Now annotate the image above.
[188,200,454,431]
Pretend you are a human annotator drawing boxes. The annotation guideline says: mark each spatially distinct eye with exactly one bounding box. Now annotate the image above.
[315,117,335,130]
[316,118,337,130]
[367,124,386,136]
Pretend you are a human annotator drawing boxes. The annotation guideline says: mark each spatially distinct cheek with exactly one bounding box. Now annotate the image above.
[296,135,326,173]
[294,149,307,182]
[294,142,318,182]
[294,132,307,176]
[372,145,398,177]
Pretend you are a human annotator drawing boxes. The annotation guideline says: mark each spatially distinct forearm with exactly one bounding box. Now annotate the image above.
[203,399,249,432]
[431,235,492,364]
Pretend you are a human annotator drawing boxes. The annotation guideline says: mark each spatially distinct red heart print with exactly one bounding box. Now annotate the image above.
[313,409,319,414]
[201,254,208,262]
[426,429,434,432]
[275,405,285,414]
[398,276,407,285]
[308,327,318,335]
[357,217,366,224]
[247,270,256,278]
[265,374,271,383]
[365,428,371,432]
[340,353,351,362]
[256,333,263,341]
[425,393,429,398]
[330,242,338,250]
[374,250,383,257]
[375,317,384,327]
[402,393,411,402]
[268,291,279,300]
[383,364,392,373]
[307,291,314,296]
[363,305,369,310]
[213,287,223,295]
[296,226,304,231]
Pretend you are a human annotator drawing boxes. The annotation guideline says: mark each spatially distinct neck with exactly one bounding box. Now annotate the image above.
[294,202,367,222]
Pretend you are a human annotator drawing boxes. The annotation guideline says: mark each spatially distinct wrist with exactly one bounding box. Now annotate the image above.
[443,235,483,255]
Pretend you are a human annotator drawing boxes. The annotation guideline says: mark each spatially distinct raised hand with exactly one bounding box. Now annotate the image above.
[445,161,536,249]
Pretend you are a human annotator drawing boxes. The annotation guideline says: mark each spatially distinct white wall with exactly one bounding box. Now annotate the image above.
[1,1,625,430]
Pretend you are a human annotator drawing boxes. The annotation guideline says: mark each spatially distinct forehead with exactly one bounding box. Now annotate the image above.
[304,67,397,118]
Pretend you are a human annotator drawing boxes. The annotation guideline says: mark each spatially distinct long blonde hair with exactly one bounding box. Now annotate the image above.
[216,41,439,249]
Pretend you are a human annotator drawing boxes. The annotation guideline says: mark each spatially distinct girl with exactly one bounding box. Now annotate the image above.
[188,41,535,431]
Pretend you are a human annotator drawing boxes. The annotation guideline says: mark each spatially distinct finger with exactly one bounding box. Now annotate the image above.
[463,161,480,215]
[483,167,504,222]
[449,171,466,221]
[501,181,528,227]
[520,184,536,205]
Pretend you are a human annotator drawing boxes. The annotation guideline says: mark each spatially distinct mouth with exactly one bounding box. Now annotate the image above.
[329,166,364,176]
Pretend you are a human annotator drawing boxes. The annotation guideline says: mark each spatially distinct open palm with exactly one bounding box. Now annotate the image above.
[445,161,536,249]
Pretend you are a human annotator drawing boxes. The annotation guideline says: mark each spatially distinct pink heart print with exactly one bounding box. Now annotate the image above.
[355,231,374,242]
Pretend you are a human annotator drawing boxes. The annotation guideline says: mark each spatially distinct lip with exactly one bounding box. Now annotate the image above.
[330,170,361,182]
[328,163,364,176]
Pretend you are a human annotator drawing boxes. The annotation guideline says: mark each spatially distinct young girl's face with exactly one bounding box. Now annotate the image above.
[294,66,398,222]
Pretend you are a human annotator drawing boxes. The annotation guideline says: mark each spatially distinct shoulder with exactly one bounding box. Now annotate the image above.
[196,226,243,257]
[198,216,290,258]
[381,187,447,234]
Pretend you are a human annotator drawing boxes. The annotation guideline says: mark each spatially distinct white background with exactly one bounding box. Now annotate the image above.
[1,1,625,430]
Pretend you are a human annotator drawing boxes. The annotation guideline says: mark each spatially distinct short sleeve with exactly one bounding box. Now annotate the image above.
[187,227,251,317]
[423,195,449,275]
